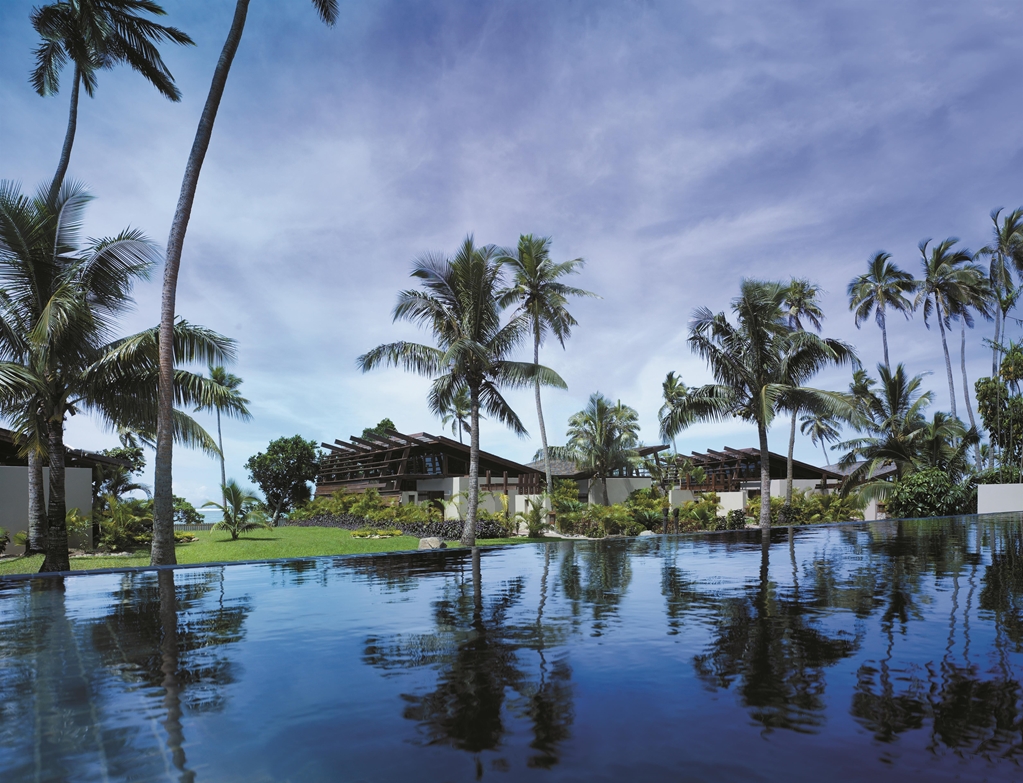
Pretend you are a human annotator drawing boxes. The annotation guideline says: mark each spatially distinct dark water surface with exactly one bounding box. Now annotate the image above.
[3,516,1023,782]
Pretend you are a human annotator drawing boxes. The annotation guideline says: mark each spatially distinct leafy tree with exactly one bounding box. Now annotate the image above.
[549,393,640,506]
[204,365,250,506]
[358,237,565,545]
[203,480,266,540]
[244,435,319,525]
[498,235,596,500]
[886,469,975,519]
[975,343,1023,470]
[361,417,396,440]
[848,252,917,372]
[153,0,339,564]
[173,495,202,526]
[663,279,850,528]
[914,238,988,421]
[30,0,194,201]
[0,181,240,571]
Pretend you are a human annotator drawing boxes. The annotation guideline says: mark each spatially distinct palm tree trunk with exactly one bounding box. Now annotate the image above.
[935,300,958,420]
[821,441,829,467]
[461,383,481,546]
[758,423,771,530]
[601,475,610,506]
[785,410,796,504]
[992,301,1002,377]
[153,0,250,566]
[27,449,47,554]
[47,64,81,204]
[158,570,191,778]
[40,419,69,573]
[880,308,890,373]
[534,333,554,504]
[217,409,227,508]
[961,321,982,466]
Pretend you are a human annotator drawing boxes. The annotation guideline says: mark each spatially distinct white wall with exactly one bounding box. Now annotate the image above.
[717,491,746,516]
[588,477,652,505]
[978,484,1023,515]
[668,489,695,507]
[0,467,93,555]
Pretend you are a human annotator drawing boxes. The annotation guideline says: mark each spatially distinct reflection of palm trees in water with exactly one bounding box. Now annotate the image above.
[560,540,633,636]
[363,547,574,774]
[694,528,860,733]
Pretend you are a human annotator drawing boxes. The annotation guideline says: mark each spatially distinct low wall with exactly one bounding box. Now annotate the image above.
[588,477,652,506]
[978,484,1023,515]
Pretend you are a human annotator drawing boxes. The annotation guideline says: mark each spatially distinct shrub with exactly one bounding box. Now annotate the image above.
[13,531,28,549]
[887,469,976,519]
[0,527,9,556]
[99,497,154,551]
[516,497,549,539]
[747,490,865,526]
[724,509,748,530]
[174,496,203,526]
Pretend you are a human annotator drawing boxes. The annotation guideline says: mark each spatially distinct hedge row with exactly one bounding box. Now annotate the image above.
[283,513,509,540]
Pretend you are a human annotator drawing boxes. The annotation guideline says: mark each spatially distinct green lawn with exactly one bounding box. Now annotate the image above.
[0,527,537,577]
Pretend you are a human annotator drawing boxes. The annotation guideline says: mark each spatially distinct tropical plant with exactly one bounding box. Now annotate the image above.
[548,393,640,506]
[779,278,853,507]
[31,0,193,201]
[439,387,474,443]
[205,365,250,506]
[153,0,340,565]
[975,343,1023,471]
[358,236,565,545]
[658,371,693,449]
[0,527,9,556]
[98,495,153,551]
[202,480,266,540]
[914,238,988,421]
[977,208,1023,375]
[663,279,851,528]
[800,413,841,467]
[914,411,978,483]
[244,435,320,526]
[498,235,596,499]
[516,496,549,538]
[848,252,917,372]
[0,181,242,571]
[885,469,975,519]
[361,417,396,440]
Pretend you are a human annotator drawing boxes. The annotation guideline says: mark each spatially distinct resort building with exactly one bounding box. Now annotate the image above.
[317,429,543,518]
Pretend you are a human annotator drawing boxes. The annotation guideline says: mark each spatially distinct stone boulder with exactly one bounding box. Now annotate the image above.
[418,537,446,550]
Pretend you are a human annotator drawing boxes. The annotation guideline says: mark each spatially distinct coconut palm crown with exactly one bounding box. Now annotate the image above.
[358,236,566,545]
[848,252,917,372]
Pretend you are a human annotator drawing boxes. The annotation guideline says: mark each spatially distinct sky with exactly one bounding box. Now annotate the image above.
[1,0,1021,508]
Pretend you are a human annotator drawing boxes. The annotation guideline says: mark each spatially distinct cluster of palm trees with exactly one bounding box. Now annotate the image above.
[1,1,264,571]
[359,235,596,546]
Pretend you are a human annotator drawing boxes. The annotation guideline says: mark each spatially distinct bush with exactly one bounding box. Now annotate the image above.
[99,497,154,551]
[725,509,749,530]
[284,512,508,540]
[174,496,203,526]
[747,490,865,526]
[516,497,549,539]
[13,531,28,549]
[887,469,976,519]
[0,528,9,556]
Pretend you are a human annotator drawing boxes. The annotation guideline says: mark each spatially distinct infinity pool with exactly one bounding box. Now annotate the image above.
[2,516,1022,782]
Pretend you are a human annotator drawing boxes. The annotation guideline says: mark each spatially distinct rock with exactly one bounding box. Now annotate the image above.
[418,537,446,550]
[638,530,658,537]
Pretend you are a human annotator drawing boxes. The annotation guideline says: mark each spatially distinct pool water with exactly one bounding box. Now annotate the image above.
[2,516,1023,782]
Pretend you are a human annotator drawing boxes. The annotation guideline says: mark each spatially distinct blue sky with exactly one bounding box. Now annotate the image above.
[1,0,1021,506]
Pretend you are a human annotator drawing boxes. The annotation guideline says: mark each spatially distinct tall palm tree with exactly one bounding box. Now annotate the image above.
[799,413,841,467]
[153,0,339,566]
[664,280,850,529]
[914,238,985,421]
[30,0,193,202]
[498,235,596,499]
[358,236,566,546]
[780,279,852,507]
[978,208,1023,375]
[439,385,474,443]
[658,370,695,454]
[205,365,251,506]
[848,252,917,372]
[0,181,240,571]
[948,270,992,466]
[549,393,640,506]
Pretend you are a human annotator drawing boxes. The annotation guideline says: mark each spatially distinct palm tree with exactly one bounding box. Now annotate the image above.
[202,480,265,540]
[30,0,193,202]
[358,236,566,545]
[658,371,692,451]
[799,413,841,467]
[664,280,850,529]
[837,364,934,498]
[153,0,339,565]
[915,412,978,483]
[978,208,1023,375]
[498,235,596,499]
[439,385,476,443]
[205,365,251,506]
[848,252,917,373]
[549,393,640,505]
[914,238,984,421]
[0,181,240,571]
[780,278,852,507]
[948,270,992,466]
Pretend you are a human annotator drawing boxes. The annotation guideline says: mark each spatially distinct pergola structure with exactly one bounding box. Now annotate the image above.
[681,446,844,492]
[316,429,543,499]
